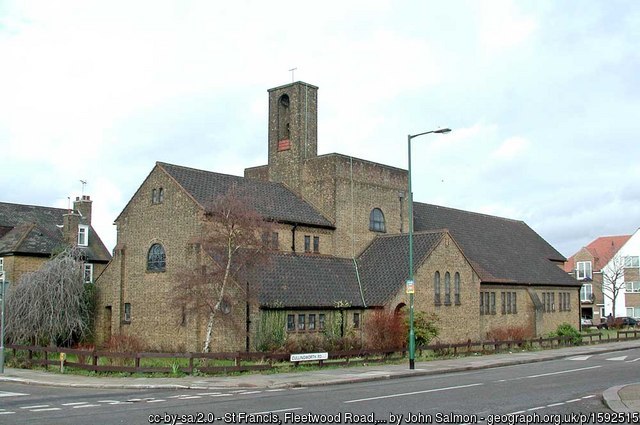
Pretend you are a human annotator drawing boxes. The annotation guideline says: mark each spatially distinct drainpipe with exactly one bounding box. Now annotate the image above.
[291,224,298,252]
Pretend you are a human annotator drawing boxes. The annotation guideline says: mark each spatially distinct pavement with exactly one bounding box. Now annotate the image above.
[2,340,640,413]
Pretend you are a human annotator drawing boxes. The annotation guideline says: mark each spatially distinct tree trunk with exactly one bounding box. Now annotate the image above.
[202,312,215,353]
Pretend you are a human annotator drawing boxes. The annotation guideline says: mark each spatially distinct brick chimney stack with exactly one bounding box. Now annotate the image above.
[74,195,92,225]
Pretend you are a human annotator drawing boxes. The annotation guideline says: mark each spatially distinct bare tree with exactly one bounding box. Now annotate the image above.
[175,186,273,353]
[5,247,94,346]
[602,253,627,318]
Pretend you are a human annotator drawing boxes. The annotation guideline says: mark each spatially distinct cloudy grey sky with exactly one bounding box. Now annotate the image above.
[1,0,639,258]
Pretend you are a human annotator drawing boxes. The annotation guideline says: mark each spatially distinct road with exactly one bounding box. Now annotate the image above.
[1,348,640,425]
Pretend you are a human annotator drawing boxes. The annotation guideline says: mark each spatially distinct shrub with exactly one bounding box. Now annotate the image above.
[551,323,581,345]
[364,310,407,350]
[486,326,530,341]
[255,311,287,352]
[102,334,145,366]
[284,334,325,353]
[411,312,439,347]
[72,342,95,365]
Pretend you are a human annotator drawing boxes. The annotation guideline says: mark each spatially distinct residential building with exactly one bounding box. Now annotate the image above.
[95,81,580,352]
[0,196,112,288]
[564,233,633,323]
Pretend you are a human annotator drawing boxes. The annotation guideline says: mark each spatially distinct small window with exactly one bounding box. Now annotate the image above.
[83,263,93,284]
[580,284,593,302]
[353,312,360,329]
[152,189,158,204]
[0,257,4,272]
[490,292,496,315]
[369,208,386,232]
[298,314,306,331]
[147,243,166,272]
[576,261,592,280]
[304,235,311,253]
[313,236,320,253]
[272,232,279,250]
[454,272,461,305]
[319,314,325,330]
[444,272,451,305]
[308,314,316,331]
[78,225,89,247]
[625,256,640,268]
[124,303,131,323]
[434,271,441,305]
[626,282,640,293]
[287,314,295,331]
[158,188,164,203]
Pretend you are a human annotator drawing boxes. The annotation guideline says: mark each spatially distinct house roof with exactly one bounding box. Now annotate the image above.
[158,162,334,228]
[249,231,447,309]
[357,231,446,305]
[413,203,578,287]
[563,235,632,272]
[0,201,111,262]
[250,252,364,308]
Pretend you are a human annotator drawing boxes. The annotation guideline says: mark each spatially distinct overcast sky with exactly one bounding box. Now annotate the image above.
[1,0,639,258]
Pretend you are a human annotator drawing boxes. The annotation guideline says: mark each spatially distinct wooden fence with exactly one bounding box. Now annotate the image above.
[6,330,639,375]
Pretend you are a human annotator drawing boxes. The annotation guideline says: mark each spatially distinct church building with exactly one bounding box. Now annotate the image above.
[95,81,580,352]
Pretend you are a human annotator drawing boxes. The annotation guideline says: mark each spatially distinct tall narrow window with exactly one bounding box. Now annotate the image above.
[319,314,326,330]
[152,189,158,204]
[304,235,311,252]
[313,236,320,253]
[444,272,451,305]
[434,271,441,305]
[147,243,166,272]
[308,314,316,331]
[298,314,306,331]
[353,312,360,329]
[124,303,131,323]
[77,224,89,247]
[287,314,295,331]
[454,272,461,305]
[369,208,386,232]
[158,188,164,203]
[83,263,94,284]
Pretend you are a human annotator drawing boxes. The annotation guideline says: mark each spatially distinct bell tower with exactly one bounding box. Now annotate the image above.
[267,81,318,193]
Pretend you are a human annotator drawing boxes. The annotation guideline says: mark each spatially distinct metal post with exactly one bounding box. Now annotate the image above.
[408,135,415,370]
[1,271,6,374]
[406,128,451,370]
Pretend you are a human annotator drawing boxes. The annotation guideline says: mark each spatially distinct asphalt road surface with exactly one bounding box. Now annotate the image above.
[2,348,640,425]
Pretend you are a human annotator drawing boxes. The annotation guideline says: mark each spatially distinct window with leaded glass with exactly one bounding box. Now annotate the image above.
[147,243,166,272]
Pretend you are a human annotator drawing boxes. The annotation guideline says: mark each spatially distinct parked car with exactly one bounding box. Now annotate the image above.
[614,317,639,328]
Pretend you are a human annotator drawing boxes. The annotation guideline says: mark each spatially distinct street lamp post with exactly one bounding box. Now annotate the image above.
[0,271,7,374]
[407,127,451,370]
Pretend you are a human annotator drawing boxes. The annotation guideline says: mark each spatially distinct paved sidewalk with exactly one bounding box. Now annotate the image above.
[2,340,640,412]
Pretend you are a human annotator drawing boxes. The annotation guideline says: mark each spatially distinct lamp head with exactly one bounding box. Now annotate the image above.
[433,128,452,134]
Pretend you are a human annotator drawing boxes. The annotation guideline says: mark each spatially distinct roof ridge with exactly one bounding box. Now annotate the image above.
[414,202,525,224]
[12,222,37,251]
[0,201,67,214]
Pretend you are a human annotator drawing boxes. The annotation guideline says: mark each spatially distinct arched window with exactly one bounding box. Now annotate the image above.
[434,271,441,305]
[454,272,461,305]
[444,272,451,305]
[158,188,164,203]
[147,243,166,272]
[369,208,386,232]
[151,189,158,204]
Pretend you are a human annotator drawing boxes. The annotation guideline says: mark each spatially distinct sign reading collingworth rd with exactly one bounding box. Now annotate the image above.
[290,352,329,362]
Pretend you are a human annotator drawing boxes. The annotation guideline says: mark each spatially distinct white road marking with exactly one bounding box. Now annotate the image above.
[528,406,545,411]
[147,399,165,403]
[20,405,50,409]
[266,389,285,392]
[73,404,100,409]
[209,394,233,397]
[0,391,28,397]
[238,391,261,395]
[253,407,303,415]
[520,365,601,380]
[547,402,564,407]
[62,402,88,406]
[290,387,307,390]
[196,392,221,395]
[566,398,581,403]
[626,358,640,362]
[98,400,120,404]
[607,356,628,361]
[178,396,201,399]
[31,408,61,412]
[567,355,591,361]
[344,383,484,404]
[0,411,16,415]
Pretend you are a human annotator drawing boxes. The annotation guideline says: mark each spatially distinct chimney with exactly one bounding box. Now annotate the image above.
[74,195,93,225]
[63,209,81,246]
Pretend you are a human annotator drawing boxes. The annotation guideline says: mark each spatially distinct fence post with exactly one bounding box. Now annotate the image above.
[135,354,140,371]
[188,354,194,375]
[43,348,48,370]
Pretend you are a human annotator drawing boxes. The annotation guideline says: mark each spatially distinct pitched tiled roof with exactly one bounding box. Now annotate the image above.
[0,202,111,262]
[158,162,334,228]
[249,252,363,308]
[564,235,632,272]
[357,231,446,305]
[413,203,578,287]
